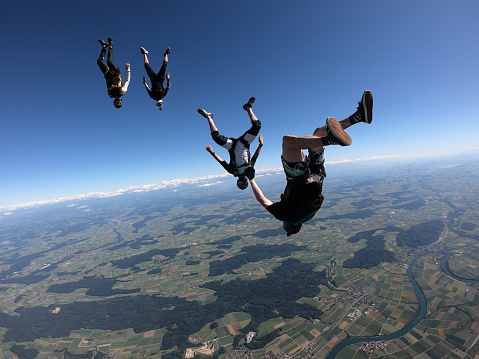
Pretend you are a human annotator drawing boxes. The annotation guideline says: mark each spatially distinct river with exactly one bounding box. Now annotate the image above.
[326,243,478,358]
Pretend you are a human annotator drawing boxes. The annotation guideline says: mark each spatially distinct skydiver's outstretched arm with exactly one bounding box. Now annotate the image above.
[205,144,225,164]
[250,134,263,167]
[249,178,273,209]
[142,76,151,94]
[166,72,171,90]
[121,63,131,93]
[205,144,233,175]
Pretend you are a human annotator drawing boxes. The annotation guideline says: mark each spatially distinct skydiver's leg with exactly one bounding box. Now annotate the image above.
[210,124,235,150]
[106,43,114,68]
[307,91,373,152]
[158,48,169,75]
[106,41,120,74]
[204,113,218,133]
[97,46,108,73]
[157,61,167,83]
[282,91,372,169]
[337,90,374,132]
[142,52,149,65]
[239,114,261,145]
[282,117,351,162]
[163,47,170,62]
[308,125,329,153]
[282,141,308,163]
[198,109,234,150]
[241,98,261,145]
[144,62,156,82]
[308,147,326,177]
[156,48,169,85]
[245,106,260,126]
[211,131,234,150]
[307,117,355,153]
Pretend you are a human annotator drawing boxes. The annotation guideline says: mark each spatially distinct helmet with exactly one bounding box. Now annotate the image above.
[156,100,163,109]
[113,98,122,108]
[283,222,302,236]
[236,176,248,190]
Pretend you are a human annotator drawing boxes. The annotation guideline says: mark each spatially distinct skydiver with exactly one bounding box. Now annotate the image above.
[97,37,131,109]
[245,91,373,236]
[141,46,171,110]
[198,97,262,190]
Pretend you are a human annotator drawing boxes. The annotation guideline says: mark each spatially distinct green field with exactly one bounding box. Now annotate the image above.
[1,157,479,358]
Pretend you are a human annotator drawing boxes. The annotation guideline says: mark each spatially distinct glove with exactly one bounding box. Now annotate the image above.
[244,166,255,180]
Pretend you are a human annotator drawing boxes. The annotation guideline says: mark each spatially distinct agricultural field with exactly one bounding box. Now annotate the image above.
[1,156,478,358]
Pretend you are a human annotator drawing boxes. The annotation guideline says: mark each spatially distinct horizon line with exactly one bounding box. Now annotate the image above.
[0,155,400,213]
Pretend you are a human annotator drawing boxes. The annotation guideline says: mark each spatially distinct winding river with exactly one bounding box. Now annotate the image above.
[439,251,479,283]
[326,243,478,359]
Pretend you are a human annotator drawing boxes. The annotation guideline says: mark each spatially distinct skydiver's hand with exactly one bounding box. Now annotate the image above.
[166,72,170,80]
[258,134,263,146]
[205,144,213,153]
[125,63,130,70]
[245,166,255,180]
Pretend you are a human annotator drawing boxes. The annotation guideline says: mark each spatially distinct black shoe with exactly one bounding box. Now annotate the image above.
[326,117,352,146]
[164,47,170,56]
[140,47,148,55]
[243,97,255,111]
[108,37,113,47]
[197,108,213,119]
[356,90,373,124]
[98,39,108,48]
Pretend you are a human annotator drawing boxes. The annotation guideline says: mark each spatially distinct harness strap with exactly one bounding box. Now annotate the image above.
[229,137,251,176]
[107,78,124,90]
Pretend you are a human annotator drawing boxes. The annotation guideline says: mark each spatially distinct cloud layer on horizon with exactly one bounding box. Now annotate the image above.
[0,155,398,213]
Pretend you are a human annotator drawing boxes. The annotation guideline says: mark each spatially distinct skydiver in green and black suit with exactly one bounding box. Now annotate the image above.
[245,91,374,236]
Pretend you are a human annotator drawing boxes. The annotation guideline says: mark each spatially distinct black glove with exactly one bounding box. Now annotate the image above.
[244,166,255,180]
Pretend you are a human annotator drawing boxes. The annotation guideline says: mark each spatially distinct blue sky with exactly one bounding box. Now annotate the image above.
[1,1,478,207]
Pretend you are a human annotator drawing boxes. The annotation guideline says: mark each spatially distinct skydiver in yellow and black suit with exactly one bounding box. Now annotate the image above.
[97,37,131,109]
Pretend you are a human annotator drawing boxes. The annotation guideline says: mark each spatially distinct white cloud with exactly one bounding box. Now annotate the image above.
[0,155,399,213]
[198,181,224,187]
[326,154,399,165]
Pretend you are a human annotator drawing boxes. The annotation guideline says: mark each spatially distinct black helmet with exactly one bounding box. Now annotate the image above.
[113,98,122,108]
[283,222,301,236]
[236,176,248,190]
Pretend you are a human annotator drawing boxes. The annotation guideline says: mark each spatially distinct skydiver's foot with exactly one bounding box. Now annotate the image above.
[108,37,113,48]
[164,47,170,56]
[243,97,255,111]
[325,117,352,146]
[351,90,373,124]
[197,108,213,119]
[98,39,108,48]
[140,47,148,55]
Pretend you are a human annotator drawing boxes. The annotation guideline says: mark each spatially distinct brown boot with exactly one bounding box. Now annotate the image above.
[325,117,352,146]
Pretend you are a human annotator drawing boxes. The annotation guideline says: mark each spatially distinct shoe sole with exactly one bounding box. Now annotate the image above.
[361,90,373,124]
[326,117,352,146]
[140,47,148,55]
